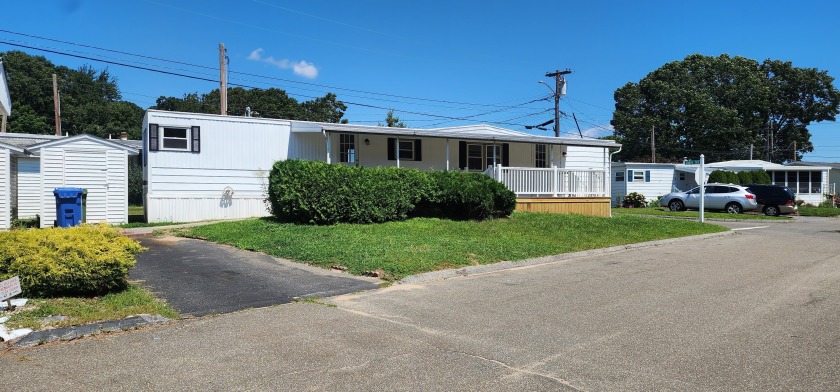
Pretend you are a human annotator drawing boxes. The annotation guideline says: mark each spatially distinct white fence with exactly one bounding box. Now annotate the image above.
[484,165,608,197]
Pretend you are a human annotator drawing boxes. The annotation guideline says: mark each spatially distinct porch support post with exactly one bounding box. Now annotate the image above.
[493,141,497,169]
[552,165,559,197]
[396,136,400,168]
[325,131,331,164]
[549,145,555,167]
[445,138,450,171]
[496,163,502,182]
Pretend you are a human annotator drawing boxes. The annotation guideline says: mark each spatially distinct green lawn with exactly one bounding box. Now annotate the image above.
[121,205,182,228]
[183,212,728,281]
[798,207,840,217]
[6,284,179,331]
[613,207,790,220]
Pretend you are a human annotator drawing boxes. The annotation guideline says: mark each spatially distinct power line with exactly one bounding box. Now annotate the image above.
[0,28,538,109]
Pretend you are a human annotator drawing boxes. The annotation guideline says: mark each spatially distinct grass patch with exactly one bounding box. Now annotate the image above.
[798,207,840,217]
[613,207,789,220]
[182,212,728,281]
[117,221,181,229]
[5,284,178,331]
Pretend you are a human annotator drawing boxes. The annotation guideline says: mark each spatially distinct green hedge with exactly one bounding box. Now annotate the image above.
[267,160,516,224]
[0,224,144,298]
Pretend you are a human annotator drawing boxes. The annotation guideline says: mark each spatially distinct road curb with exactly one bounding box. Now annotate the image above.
[398,230,736,285]
[9,314,171,348]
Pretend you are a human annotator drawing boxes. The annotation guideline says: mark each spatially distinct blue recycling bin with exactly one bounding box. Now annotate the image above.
[54,187,84,228]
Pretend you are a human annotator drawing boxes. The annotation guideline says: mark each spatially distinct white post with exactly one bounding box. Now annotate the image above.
[493,141,497,169]
[496,163,502,182]
[395,137,400,168]
[699,154,705,223]
[549,145,555,167]
[445,138,450,171]
[325,132,331,164]
[552,165,559,197]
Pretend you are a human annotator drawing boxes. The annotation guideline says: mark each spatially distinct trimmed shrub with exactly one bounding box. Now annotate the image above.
[752,171,772,184]
[0,224,144,298]
[737,171,753,184]
[708,170,729,183]
[725,171,740,184]
[268,160,516,224]
[622,192,647,208]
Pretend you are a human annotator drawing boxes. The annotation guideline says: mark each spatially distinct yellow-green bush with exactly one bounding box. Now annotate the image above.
[0,224,144,298]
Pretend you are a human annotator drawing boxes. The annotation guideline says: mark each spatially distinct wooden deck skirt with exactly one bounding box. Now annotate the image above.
[515,197,612,218]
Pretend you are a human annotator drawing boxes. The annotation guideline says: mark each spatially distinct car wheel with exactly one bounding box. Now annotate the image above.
[725,202,743,214]
[668,200,684,212]
[764,205,780,216]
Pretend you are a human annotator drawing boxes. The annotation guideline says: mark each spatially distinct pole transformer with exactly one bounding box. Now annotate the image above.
[545,69,571,137]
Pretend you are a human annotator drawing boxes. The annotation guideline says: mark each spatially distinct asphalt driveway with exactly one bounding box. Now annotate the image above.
[130,237,379,316]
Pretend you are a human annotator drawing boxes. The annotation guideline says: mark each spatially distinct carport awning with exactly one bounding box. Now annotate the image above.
[674,165,713,175]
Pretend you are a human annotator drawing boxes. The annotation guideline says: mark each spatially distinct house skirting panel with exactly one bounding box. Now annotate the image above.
[146,194,270,223]
[515,197,612,218]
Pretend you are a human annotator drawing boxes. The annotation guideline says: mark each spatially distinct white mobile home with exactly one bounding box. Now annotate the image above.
[143,110,621,223]
[0,133,138,229]
[707,160,830,205]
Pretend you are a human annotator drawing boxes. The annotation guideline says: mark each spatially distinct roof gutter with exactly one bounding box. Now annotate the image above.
[608,145,622,218]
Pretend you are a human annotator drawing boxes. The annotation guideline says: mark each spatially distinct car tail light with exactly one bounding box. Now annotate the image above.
[745,193,755,200]
[786,199,794,206]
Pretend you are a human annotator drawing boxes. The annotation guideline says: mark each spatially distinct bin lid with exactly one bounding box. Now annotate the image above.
[53,187,84,198]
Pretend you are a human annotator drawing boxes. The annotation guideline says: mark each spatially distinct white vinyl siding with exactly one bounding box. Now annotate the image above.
[16,157,40,219]
[562,146,607,170]
[145,112,290,223]
[0,149,9,230]
[619,165,678,203]
[106,150,129,224]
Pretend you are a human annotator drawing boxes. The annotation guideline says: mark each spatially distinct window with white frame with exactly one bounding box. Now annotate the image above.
[535,144,547,168]
[633,170,646,181]
[467,144,483,170]
[615,171,624,182]
[339,133,355,163]
[398,140,415,160]
[485,145,501,168]
[161,127,190,151]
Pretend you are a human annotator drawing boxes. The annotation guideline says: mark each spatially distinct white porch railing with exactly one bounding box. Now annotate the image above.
[484,165,608,197]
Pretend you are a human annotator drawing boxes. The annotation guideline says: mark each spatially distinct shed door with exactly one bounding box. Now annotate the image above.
[64,149,108,223]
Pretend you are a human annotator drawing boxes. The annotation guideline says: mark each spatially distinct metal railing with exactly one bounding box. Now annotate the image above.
[486,165,608,197]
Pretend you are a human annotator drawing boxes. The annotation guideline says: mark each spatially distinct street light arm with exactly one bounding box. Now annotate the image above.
[538,80,555,96]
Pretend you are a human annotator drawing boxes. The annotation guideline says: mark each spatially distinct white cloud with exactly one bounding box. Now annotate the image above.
[247,48,319,79]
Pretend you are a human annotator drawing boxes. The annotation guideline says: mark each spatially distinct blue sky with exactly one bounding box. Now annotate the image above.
[2,0,839,161]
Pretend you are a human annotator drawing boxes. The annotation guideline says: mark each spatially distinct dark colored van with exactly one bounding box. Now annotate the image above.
[744,184,797,216]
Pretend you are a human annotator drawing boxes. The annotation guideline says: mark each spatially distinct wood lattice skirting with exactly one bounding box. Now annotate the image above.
[515,197,612,218]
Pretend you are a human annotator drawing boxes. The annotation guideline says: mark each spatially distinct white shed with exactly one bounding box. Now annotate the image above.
[0,141,24,230]
[25,135,139,228]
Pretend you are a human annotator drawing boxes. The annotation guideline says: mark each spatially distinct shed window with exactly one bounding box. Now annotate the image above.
[161,127,190,151]
[339,134,355,163]
[679,172,685,181]
[615,171,624,182]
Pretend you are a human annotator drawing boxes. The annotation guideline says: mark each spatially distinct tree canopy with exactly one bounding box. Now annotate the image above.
[153,87,348,123]
[0,51,144,139]
[611,54,840,163]
[380,109,406,128]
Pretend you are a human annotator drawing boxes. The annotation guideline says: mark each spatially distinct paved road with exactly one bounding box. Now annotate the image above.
[4,217,840,391]
[131,237,380,316]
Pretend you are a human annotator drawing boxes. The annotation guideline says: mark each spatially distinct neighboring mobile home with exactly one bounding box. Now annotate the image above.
[610,159,831,206]
[142,110,621,223]
[0,133,138,229]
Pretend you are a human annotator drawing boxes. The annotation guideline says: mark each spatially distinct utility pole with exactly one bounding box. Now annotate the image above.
[750,144,753,160]
[1,114,6,133]
[52,73,61,136]
[545,69,571,137]
[650,125,656,163]
[768,121,774,162]
[792,141,796,162]
[219,43,227,116]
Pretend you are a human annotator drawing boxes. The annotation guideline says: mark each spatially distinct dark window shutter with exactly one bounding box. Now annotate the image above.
[191,126,200,153]
[645,170,651,182]
[627,170,634,182]
[148,124,159,151]
[502,143,510,167]
[458,141,466,169]
[414,139,422,161]
[387,138,395,160]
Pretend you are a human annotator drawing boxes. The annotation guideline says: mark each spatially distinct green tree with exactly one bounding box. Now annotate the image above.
[737,171,752,184]
[380,109,406,128]
[153,88,347,123]
[708,170,728,183]
[612,54,840,163]
[1,51,144,139]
